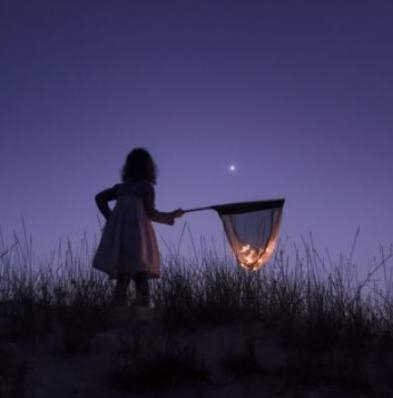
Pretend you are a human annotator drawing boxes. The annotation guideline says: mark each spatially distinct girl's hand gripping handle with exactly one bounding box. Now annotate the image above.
[172,208,185,218]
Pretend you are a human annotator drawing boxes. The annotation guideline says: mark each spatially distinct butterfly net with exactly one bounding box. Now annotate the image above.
[216,200,284,271]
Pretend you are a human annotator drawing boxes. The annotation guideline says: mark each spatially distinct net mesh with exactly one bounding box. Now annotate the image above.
[219,205,283,271]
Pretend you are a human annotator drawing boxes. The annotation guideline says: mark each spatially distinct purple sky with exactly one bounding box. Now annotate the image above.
[1,1,393,267]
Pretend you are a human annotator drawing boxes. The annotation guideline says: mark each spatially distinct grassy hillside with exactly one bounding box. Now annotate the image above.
[1,229,393,397]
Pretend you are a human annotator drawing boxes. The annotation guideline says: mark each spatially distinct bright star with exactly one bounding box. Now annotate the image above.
[228,164,237,174]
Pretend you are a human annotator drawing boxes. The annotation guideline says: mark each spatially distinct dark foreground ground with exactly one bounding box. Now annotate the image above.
[2,234,393,397]
[2,301,393,398]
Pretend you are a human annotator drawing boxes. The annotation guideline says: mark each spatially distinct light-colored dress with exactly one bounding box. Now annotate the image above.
[92,180,174,279]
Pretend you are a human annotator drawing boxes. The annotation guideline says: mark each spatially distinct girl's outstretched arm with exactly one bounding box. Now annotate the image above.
[95,186,117,221]
[142,183,182,225]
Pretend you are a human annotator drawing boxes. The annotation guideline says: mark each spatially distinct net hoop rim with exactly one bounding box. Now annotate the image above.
[212,198,285,215]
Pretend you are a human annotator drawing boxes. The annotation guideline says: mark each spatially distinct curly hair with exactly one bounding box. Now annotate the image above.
[121,148,158,184]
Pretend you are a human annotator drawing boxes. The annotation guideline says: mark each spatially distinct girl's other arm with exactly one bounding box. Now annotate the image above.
[95,186,117,221]
[143,184,182,225]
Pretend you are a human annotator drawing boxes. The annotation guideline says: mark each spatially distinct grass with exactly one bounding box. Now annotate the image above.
[1,223,393,396]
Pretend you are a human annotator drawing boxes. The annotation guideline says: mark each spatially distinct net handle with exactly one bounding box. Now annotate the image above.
[183,206,215,213]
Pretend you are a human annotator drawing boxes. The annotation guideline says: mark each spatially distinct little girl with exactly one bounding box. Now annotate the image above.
[92,148,184,307]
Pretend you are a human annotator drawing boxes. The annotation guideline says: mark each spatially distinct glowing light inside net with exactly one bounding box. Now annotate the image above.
[219,204,283,271]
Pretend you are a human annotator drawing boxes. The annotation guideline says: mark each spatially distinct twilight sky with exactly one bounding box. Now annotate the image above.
[1,0,393,267]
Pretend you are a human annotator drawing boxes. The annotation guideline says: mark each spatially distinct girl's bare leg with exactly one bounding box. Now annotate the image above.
[113,273,131,305]
[134,272,150,307]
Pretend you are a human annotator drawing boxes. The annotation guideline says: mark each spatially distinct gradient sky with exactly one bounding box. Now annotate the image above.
[1,0,393,268]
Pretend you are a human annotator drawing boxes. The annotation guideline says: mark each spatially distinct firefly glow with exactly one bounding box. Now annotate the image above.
[219,203,284,272]
[237,243,274,271]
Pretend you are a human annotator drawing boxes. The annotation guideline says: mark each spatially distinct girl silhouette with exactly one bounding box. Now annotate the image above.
[93,148,184,307]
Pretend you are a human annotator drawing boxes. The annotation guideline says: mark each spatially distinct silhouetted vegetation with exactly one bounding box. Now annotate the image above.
[1,224,393,396]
